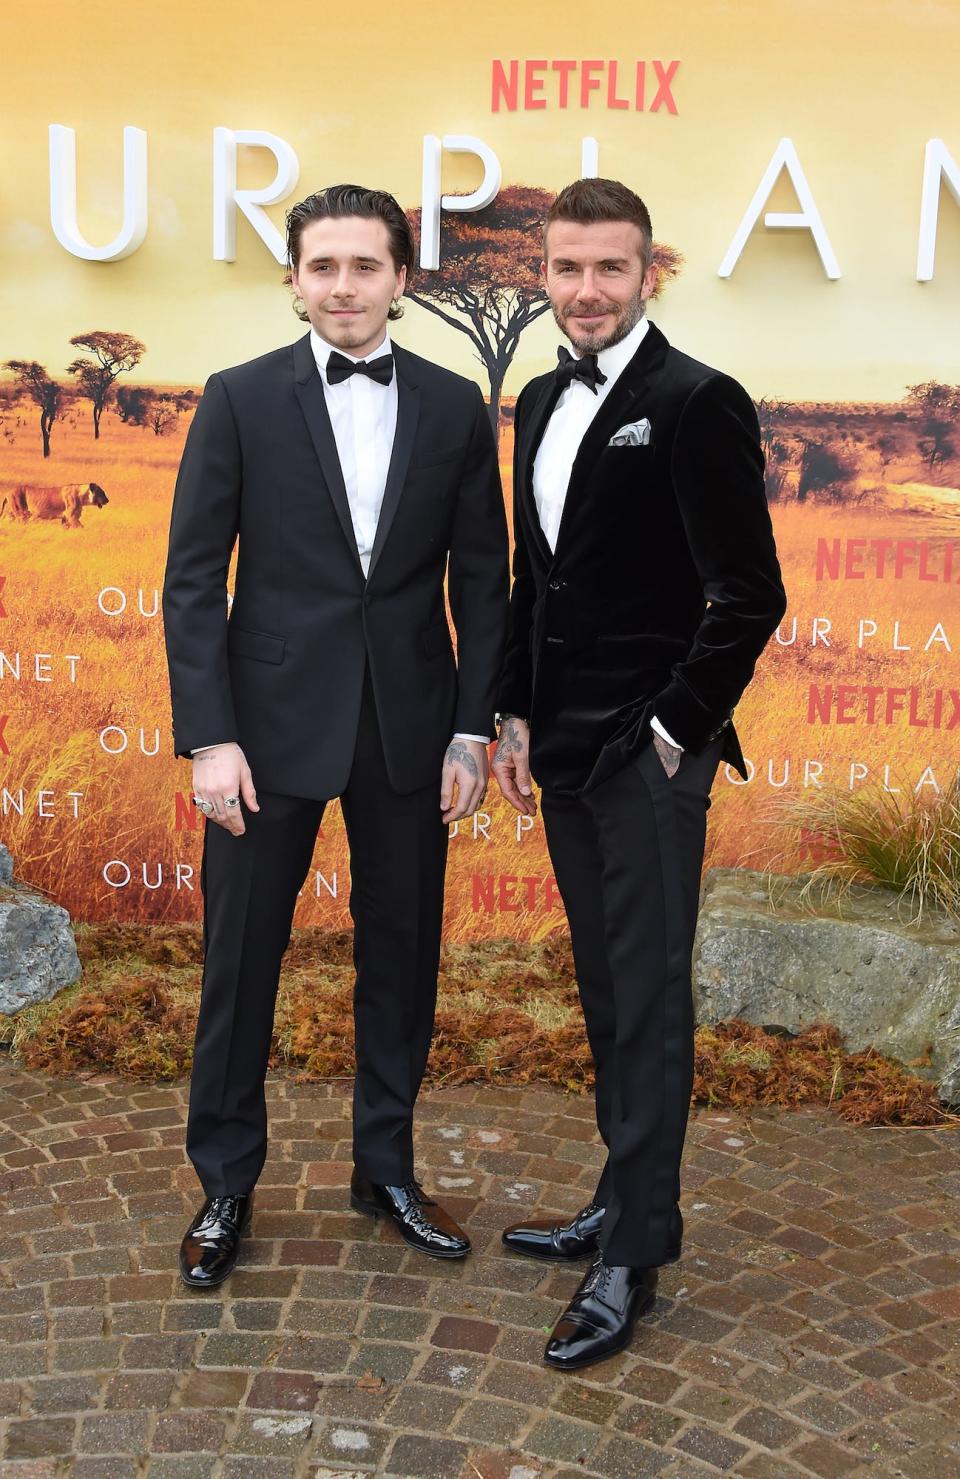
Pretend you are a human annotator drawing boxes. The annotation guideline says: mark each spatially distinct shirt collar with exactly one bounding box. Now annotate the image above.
[567,315,649,383]
[310,327,392,377]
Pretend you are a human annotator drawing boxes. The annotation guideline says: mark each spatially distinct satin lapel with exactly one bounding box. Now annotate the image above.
[519,374,562,566]
[367,347,420,583]
[291,333,362,571]
[553,322,669,558]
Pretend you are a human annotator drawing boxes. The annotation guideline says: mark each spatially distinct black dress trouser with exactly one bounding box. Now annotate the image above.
[540,736,723,1268]
[186,674,449,1196]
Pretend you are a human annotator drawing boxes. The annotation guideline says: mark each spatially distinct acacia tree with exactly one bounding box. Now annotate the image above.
[149,395,178,437]
[406,186,683,434]
[5,359,63,457]
[754,397,793,502]
[905,381,960,475]
[67,331,146,438]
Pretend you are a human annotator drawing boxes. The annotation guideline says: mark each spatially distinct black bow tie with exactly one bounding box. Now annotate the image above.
[556,345,607,395]
[326,350,394,387]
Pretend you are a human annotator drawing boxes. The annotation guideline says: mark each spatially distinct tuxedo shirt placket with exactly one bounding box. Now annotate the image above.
[313,330,397,580]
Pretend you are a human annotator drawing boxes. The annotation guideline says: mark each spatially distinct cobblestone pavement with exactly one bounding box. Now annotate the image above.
[0,1058,958,1479]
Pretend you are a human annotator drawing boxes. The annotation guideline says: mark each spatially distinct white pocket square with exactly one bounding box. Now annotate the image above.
[608,418,652,447]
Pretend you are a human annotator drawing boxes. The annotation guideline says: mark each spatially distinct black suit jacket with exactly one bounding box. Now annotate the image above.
[163,333,508,800]
[499,322,787,794]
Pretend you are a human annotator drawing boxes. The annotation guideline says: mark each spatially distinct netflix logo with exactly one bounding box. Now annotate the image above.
[472,874,562,913]
[491,59,680,113]
[816,538,960,582]
[807,684,960,729]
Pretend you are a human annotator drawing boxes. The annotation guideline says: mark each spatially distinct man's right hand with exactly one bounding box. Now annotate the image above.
[491,717,537,816]
[191,743,259,836]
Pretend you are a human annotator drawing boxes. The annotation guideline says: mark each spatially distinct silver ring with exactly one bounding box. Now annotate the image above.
[224,796,240,807]
[194,796,215,816]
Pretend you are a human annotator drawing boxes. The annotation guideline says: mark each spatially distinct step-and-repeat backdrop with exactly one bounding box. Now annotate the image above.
[1,0,958,937]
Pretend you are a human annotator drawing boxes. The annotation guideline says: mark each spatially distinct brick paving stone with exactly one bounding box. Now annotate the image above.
[451,1395,528,1443]
[72,1461,142,1479]
[78,1412,150,1454]
[230,1411,314,1456]
[732,1403,804,1448]
[4,1416,76,1458]
[525,1415,602,1464]
[384,1384,464,1432]
[431,1315,499,1353]
[594,1432,673,1477]
[673,1423,750,1470]
[0,1066,957,1478]
[151,1410,225,1452]
[383,1433,470,1477]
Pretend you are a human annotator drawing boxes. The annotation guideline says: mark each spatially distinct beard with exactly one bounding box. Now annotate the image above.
[552,285,647,355]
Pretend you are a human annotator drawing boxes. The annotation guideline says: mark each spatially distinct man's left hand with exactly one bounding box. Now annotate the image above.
[653,731,682,778]
[441,738,489,823]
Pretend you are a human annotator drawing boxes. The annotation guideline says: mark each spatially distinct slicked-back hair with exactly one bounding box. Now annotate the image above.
[285,184,415,322]
[544,178,653,270]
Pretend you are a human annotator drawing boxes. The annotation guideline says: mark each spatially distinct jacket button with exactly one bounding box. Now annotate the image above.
[548,578,561,591]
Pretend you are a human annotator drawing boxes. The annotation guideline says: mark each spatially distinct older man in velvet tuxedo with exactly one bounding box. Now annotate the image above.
[163,185,508,1289]
[492,178,786,1370]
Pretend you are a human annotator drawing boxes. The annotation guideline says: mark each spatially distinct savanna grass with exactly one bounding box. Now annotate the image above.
[771,781,960,923]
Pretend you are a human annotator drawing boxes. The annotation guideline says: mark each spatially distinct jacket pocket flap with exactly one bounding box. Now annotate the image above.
[227,626,285,664]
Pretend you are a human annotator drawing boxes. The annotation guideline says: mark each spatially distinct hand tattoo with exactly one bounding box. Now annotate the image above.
[494,718,525,763]
[444,740,479,779]
[653,732,682,778]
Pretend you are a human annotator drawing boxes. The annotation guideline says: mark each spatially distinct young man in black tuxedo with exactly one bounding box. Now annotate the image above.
[163,185,508,1287]
[492,178,786,1370]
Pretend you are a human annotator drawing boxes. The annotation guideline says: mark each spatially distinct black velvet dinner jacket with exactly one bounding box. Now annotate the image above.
[162,333,508,800]
[498,321,787,795]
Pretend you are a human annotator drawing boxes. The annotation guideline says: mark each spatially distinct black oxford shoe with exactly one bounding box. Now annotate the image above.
[502,1200,604,1261]
[350,1170,470,1259]
[178,1193,254,1290]
[544,1256,658,1371]
[502,1202,683,1265]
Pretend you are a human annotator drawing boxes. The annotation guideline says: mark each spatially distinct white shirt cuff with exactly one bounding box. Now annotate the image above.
[190,743,232,755]
[453,732,490,744]
[650,715,683,751]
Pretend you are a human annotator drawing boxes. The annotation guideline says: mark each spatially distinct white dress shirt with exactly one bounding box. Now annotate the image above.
[309,328,396,579]
[532,317,681,751]
[192,329,487,752]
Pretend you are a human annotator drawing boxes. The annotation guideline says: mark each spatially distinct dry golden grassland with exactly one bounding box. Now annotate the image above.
[0,400,957,938]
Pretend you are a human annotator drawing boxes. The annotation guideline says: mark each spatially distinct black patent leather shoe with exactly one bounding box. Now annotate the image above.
[502,1200,604,1261]
[350,1170,470,1259]
[178,1193,254,1289]
[502,1202,683,1265]
[544,1256,658,1371]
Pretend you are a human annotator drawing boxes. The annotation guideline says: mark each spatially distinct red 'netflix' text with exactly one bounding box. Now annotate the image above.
[816,538,960,582]
[491,59,680,113]
[807,685,960,728]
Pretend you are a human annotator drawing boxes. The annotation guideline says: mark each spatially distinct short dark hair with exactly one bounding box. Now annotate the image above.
[544,178,653,268]
[285,184,415,322]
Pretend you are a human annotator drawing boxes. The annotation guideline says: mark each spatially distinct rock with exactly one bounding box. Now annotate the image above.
[0,850,81,1016]
[693,868,960,1103]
